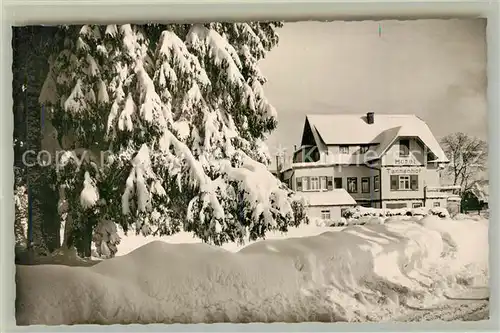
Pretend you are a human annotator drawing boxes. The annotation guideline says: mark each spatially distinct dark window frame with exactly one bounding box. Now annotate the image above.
[386,202,408,209]
[339,145,350,154]
[361,177,370,193]
[347,177,358,193]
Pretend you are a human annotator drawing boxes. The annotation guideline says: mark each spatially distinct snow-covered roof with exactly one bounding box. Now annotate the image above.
[471,182,489,203]
[297,189,357,207]
[426,191,451,199]
[304,113,449,163]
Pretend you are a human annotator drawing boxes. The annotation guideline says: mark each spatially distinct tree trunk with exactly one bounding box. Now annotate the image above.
[17,26,60,255]
[82,223,93,258]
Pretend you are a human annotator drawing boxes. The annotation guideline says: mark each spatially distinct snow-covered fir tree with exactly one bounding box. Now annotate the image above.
[40,23,308,255]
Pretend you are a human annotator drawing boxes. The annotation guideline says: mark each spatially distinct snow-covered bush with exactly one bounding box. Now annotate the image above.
[452,213,469,221]
[428,207,450,218]
[40,23,308,249]
[330,217,348,227]
[93,219,121,258]
[342,205,451,221]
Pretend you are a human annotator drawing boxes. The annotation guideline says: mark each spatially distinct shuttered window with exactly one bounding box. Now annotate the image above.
[390,175,398,191]
[410,175,418,190]
[390,174,419,191]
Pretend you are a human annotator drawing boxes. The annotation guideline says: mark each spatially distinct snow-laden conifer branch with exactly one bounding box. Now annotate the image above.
[40,22,308,246]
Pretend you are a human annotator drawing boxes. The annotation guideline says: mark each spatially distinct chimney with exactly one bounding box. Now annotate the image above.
[367,112,375,124]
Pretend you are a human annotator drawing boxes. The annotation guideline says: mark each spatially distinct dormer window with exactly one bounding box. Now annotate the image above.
[399,139,410,157]
[339,145,349,154]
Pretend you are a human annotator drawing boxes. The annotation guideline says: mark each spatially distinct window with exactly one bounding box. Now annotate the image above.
[361,177,370,193]
[321,210,331,220]
[347,177,358,193]
[399,175,410,190]
[412,203,423,208]
[320,176,327,190]
[433,202,441,208]
[390,174,419,191]
[310,177,320,190]
[334,177,343,189]
[360,145,369,154]
[386,202,408,209]
[374,175,380,192]
[399,139,410,157]
[339,145,349,154]
[303,177,309,191]
[296,177,302,191]
[327,176,333,190]
[410,175,418,190]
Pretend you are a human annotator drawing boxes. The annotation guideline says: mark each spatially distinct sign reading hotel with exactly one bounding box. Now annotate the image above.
[394,157,418,165]
[388,167,422,175]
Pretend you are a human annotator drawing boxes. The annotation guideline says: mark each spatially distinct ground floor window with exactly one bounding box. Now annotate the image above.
[320,176,327,190]
[374,175,380,192]
[361,177,370,193]
[386,202,408,209]
[433,202,441,208]
[296,176,333,191]
[399,176,410,190]
[390,174,419,191]
[310,176,320,190]
[347,177,358,193]
[412,202,423,208]
[321,210,331,220]
[334,177,342,189]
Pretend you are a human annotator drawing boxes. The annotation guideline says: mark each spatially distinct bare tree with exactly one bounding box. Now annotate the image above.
[440,132,488,197]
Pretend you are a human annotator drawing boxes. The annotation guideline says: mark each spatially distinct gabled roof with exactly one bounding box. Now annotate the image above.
[297,189,357,207]
[304,113,449,163]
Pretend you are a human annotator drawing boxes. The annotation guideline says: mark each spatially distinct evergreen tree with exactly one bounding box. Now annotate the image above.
[40,23,308,255]
[13,26,61,256]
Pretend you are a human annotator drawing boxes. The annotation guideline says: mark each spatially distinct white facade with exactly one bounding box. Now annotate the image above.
[280,112,457,213]
[296,189,357,220]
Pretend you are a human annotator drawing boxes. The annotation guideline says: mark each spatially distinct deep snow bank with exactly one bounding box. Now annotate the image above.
[16,217,488,325]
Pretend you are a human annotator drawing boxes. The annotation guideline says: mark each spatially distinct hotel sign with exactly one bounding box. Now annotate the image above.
[388,167,422,175]
[394,158,418,165]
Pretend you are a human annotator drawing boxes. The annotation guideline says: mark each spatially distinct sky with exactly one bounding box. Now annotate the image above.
[259,19,488,162]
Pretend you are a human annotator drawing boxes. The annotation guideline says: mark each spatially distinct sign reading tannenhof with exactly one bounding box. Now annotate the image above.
[388,167,422,175]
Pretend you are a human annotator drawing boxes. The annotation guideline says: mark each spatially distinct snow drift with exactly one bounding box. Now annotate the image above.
[16,216,488,325]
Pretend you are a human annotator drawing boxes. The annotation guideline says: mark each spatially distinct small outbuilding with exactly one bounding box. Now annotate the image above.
[296,189,357,221]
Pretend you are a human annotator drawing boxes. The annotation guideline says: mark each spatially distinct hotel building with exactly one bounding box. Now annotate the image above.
[279,112,459,219]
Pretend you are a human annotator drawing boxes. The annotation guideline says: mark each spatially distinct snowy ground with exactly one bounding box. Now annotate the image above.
[16,215,488,325]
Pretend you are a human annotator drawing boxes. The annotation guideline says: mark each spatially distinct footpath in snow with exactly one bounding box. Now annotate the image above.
[16,214,489,325]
